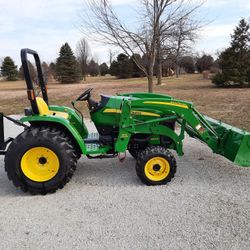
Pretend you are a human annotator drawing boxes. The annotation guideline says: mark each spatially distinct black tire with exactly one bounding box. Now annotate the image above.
[128,148,140,159]
[128,134,150,159]
[136,146,177,186]
[5,126,78,195]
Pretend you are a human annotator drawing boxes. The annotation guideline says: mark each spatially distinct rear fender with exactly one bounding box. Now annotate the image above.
[20,115,88,154]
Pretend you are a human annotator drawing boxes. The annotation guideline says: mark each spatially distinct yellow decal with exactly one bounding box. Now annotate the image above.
[143,101,189,109]
[103,109,160,117]
[103,109,122,114]
[150,137,159,141]
[131,111,160,117]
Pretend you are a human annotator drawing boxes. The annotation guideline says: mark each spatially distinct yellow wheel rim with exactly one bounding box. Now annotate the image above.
[144,157,170,181]
[21,147,60,182]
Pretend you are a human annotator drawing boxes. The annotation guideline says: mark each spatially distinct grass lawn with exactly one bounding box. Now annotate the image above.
[0,74,249,131]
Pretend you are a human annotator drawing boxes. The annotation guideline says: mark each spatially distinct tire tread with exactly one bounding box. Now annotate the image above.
[5,126,78,195]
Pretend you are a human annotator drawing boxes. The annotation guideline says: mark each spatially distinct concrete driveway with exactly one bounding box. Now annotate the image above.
[0,117,249,249]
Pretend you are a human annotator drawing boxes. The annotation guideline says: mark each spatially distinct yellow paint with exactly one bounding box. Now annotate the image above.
[103,108,122,114]
[21,147,60,182]
[121,134,128,137]
[144,157,170,181]
[150,137,159,141]
[103,108,160,117]
[36,97,69,119]
[143,101,189,109]
[131,111,160,117]
[36,97,50,114]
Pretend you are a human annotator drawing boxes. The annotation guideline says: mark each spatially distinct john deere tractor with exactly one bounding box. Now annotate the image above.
[0,49,249,194]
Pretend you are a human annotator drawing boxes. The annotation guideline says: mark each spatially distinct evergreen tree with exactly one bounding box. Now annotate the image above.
[130,54,144,77]
[179,56,195,73]
[49,62,56,79]
[213,18,250,86]
[196,54,214,73]
[99,63,109,76]
[109,60,119,76]
[109,53,145,78]
[117,53,133,78]
[56,43,82,83]
[88,59,99,76]
[1,56,18,81]
[109,53,133,79]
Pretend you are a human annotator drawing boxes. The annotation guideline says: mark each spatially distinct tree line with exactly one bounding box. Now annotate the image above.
[1,17,249,88]
[0,41,109,83]
[109,52,215,78]
[0,42,214,83]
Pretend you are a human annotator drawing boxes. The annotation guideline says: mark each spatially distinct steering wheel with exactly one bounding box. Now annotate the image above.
[76,88,93,101]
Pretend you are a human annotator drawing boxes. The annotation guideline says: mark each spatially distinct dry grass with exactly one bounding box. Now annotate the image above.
[0,74,249,131]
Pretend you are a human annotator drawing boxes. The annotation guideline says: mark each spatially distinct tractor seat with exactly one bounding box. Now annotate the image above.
[36,97,69,119]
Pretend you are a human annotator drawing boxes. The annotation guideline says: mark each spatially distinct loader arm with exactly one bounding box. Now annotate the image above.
[114,96,250,167]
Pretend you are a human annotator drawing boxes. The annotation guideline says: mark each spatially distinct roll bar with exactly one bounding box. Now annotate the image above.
[20,48,48,114]
[0,113,4,148]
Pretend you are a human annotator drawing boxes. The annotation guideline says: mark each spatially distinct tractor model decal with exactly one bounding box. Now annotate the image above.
[143,101,189,109]
[103,108,160,117]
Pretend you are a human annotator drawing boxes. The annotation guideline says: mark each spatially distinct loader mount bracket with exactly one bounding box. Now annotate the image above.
[0,113,22,155]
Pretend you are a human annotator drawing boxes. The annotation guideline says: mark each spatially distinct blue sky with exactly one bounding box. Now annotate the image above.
[0,0,249,67]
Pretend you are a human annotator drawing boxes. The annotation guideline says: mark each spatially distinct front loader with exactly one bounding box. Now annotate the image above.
[0,48,249,194]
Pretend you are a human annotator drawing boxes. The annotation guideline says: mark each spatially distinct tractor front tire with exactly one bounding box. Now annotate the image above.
[136,146,177,186]
[128,148,140,159]
[5,127,78,195]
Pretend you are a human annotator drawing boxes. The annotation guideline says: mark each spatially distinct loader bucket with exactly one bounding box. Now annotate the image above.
[204,116,250,167]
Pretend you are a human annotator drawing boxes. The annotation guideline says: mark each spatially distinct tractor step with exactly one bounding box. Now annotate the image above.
[86,141,117,158]
[84,133,99,144]
[86,143,101,152]
[84,132,114,155]
[85,139,113,155]
[84,133,114,147]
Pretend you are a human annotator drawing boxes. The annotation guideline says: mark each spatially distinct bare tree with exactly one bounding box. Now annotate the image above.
[156,1,205,83]
[108,49,115,66]
[76,38,91,81]
[172,17,200,78]
[81,0,204,92]
[42,62,50,82]
[0,58,3,77]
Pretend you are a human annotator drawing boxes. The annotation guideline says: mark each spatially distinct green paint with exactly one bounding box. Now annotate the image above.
[18,92,249,167]
[21,105,88,154]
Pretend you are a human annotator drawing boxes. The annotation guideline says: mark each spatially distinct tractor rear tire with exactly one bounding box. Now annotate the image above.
[136,146,177,186]
[5,126,78,195]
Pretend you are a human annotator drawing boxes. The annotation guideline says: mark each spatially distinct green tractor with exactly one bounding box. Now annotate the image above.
[0,49,249,194]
